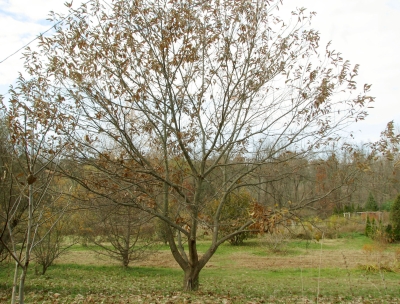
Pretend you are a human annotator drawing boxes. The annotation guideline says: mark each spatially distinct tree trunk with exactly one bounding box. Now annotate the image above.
[19,267,27,304]
[41,261,50,275]
[11,262,18,304]
[18,181,33,304]
[183,267,200,291]
[122,252,129,268]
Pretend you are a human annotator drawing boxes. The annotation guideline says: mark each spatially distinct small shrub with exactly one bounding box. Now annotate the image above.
[357,263,395,272]
[381,200,393,212]
[295,232,312,240]
[359,237,397,273]
[390,194,400,241]
[365,193,378,211]
[229,232,249,246]
[33,222,77,275]
[362,243,375,257]
[324,215,347,239]
[371,218,377,236]
[263,230,290,253]
[365,216,372,237]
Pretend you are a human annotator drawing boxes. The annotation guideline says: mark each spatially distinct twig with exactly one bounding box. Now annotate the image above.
[316,232,324,304]
[341,252,354,296]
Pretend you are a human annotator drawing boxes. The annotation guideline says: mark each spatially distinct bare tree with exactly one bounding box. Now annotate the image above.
[0,74,68,303]
[88,200,156,267]
[23,0,373,290]
[0,114,27,263]
[33,208,77,275]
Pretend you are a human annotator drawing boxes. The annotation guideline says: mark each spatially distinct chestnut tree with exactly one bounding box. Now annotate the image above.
[23,0,373,290]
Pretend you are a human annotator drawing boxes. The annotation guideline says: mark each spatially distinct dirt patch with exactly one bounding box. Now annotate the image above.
[58,250,183,268]
[57,247,397,270]
[57,250,121,266]
[225,250,395,269]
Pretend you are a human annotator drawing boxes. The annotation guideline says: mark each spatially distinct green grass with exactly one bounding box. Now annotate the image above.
[202,267,400,299]
[1,234,400,303]
[1,262,399,303]
[286,234,374,251]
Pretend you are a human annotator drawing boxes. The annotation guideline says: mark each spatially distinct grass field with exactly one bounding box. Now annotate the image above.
[1,234,400,303]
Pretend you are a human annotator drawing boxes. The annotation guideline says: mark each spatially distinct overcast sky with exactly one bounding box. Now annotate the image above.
[0,0,399,143]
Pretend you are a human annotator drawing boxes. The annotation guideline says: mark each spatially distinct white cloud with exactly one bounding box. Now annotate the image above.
[281,0,400,142]
[0,16,47,83]
[0,0,69,22]
[387,0,400,10]
[0,0,83,94]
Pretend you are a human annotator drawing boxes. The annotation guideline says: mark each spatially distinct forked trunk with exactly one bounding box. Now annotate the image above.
[183,267,200,291]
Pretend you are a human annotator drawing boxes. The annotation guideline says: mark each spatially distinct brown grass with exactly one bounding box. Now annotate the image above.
[57,239,398,271]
